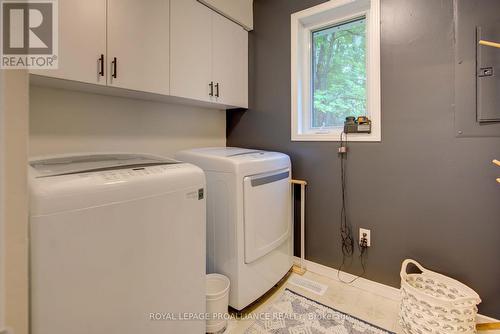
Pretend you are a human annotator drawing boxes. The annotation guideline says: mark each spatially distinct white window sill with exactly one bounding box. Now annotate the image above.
[291,132,381,142]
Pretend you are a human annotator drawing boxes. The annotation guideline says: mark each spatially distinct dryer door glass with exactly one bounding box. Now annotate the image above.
[243,169,291,264]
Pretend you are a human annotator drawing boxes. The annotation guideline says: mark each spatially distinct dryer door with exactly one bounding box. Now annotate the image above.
[243,169,291,264]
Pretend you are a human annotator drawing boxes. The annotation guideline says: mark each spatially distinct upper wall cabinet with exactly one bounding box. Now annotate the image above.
[212,12,248,108]
[171,0,248,108]
[30,0,107,85]
[31,0,248,109]
[170,0,213,103]
[107,0,169,95]
[31,0,169,95]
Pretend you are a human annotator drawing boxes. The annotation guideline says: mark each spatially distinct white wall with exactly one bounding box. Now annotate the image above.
[1,70,30,334]
[30,86,226,157]
[0,70,4,333]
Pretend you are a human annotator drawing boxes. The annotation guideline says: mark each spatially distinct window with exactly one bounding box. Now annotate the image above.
[312,18,367,129]
[291,0,380,141]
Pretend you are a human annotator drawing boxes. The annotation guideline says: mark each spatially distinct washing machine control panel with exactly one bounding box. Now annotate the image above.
[97,164,183,182]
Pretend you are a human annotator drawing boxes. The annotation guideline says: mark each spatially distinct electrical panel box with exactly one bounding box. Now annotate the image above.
[477,24,500,122]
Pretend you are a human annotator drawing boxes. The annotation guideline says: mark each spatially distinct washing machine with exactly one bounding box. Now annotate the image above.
[29,153,206,334]
[176,147,293,310]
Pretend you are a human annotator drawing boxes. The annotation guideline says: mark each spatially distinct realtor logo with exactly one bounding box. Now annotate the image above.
[1,0,58,69]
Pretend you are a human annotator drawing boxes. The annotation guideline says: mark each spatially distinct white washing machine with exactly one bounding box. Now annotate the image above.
[29,153,206,334]
[176,147,293,310]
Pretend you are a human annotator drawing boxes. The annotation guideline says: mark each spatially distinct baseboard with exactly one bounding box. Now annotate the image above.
[293,257,401,301]
[293,257,499,322]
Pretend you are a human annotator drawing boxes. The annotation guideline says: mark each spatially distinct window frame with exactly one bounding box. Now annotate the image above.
[291,0,381,142]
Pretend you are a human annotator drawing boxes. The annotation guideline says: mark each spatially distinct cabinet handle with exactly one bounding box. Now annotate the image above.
[215,83,219,97]
[209,81,214,96]
[111,57,117,79]
[98,54,104,77]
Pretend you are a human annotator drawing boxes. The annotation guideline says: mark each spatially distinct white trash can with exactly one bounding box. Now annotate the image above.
[206,274,230,333]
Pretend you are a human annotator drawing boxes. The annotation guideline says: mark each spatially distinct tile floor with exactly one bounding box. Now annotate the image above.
[225,270,496,334]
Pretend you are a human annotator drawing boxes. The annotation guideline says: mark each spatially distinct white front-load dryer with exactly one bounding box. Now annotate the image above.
[176,147,293,310]
[29,153,206,334]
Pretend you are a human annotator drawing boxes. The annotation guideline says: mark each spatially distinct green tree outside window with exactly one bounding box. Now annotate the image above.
[312,18,367,128]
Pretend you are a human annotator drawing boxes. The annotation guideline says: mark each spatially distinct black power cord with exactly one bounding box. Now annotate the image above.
[337,131,368,284]
[339,132,354,257]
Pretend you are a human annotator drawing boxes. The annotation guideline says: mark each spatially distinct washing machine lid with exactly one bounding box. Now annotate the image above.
[181,147,263,158]
[29,154,205,216]
[30,153,178,178]
[176,147,290,174]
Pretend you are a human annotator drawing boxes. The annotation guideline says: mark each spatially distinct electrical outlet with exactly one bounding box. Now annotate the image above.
[359,228,371,247]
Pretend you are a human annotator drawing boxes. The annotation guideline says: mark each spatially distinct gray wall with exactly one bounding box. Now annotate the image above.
[227,0,500,317]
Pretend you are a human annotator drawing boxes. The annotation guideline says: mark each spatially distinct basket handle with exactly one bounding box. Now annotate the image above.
[400,259,426,279]
[400,259,482,305]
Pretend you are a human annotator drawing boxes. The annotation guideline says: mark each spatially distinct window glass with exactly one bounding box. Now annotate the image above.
[312,17,367,128]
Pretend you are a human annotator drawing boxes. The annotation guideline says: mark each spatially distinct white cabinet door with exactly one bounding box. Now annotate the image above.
[30,0,107,85]
[107,0,169,95]
[212,12,248,108]
[170,0,213,102]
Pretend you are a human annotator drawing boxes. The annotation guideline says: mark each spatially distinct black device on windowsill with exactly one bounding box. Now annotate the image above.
[343,116,372,134]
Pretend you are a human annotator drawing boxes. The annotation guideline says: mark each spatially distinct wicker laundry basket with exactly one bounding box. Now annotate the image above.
[400,259,481,334]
